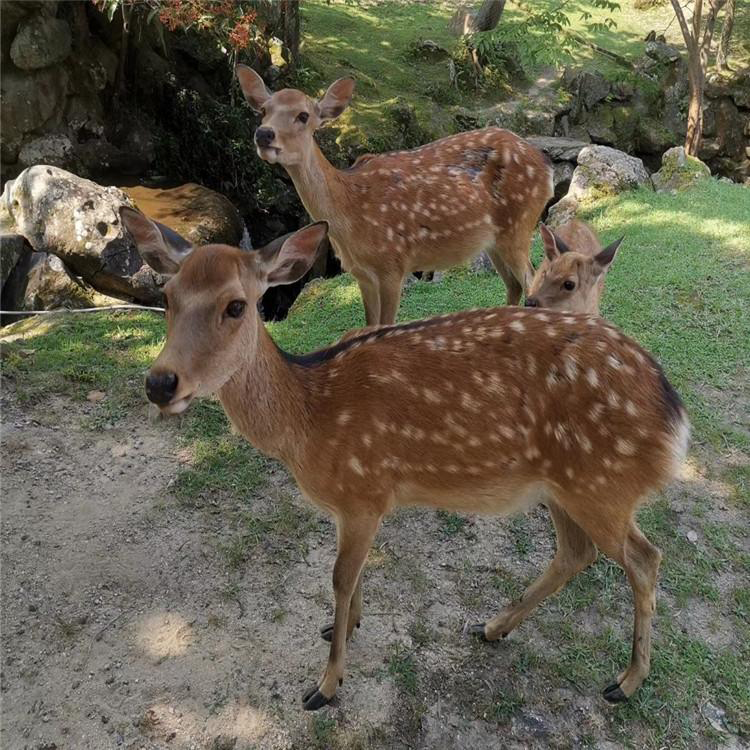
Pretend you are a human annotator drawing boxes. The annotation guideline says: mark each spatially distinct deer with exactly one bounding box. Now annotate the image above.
[525,221,623,315]
[235,65,554,326]
[121,207,689,712]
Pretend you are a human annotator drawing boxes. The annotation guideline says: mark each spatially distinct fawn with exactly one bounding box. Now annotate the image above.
[235,65,553,325]
[525,221,623,315]
[122,208,688,712]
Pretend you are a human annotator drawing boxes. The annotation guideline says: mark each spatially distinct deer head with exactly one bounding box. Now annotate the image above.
[120,206,327,414]
[525,223,622,315]
[235,64,355,166]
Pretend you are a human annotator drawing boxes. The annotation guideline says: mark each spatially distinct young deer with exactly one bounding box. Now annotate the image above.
[121,208,689,712]
[525,221,623,315]
[235,65,554,325]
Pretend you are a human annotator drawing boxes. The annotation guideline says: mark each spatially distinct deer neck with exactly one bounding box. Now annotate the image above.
[217,316,310,465]
[285,139,348,222]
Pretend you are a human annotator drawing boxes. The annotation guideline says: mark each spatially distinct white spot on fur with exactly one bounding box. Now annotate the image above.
[348,456,366,476]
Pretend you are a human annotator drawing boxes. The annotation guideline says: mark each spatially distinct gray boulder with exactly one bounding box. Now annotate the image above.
[526,136,589,162]
[651,146,710,192]
[22,252,96,311]
[0,66,69,161]
[0,166,246,308]
[1,233,30,288]
[1,165,163,304]
[569,145,651,201]
[19,135,78,171]
[10,14,72,70]
[644,41,682,65]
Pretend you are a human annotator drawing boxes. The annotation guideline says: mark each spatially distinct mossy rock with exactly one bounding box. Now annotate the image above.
[652,146,711,192]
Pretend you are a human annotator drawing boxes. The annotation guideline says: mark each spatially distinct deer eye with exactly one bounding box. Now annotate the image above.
[563,280,576,291]
[225,300,247,319]
[296,111,309,124]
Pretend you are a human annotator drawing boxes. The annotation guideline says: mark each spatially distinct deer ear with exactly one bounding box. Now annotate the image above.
[236,64,271,113]
[594,237,623,273]
[258,222,328,287]
[316,77,355,121]
[120,207,194,275]
[539,223,569,261]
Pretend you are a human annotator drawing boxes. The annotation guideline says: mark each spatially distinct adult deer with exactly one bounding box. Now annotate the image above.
[122,208,689,712]
[235,65,553,325]
[525,221,623,315]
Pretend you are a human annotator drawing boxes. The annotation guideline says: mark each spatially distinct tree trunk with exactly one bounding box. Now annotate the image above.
[450,0,506,36]
[473,0,506,32]
[280,0,300,70]
[685,60,704,156]
[716,0,735,69]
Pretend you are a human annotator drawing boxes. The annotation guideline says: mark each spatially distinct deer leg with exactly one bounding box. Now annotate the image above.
[486,249,524,306]
[602,523,661,703]
[302,514,380,711]
[378,274,405,325]
[472,501,597,641]
[352,270,381,326]
[320,569,363,642]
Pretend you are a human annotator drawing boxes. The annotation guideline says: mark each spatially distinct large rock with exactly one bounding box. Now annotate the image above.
[19,135,78,171]
[10,13,72,70]
[23,252,98,310]
[569,145,651,200]
[652,146,710,192]
[1,233,30,287]
[0,167,246,307]
[526,136,589,162]
[644,41,682,65]
[0,165,163,304]
[122,184,244,247]
[0,66,69,159]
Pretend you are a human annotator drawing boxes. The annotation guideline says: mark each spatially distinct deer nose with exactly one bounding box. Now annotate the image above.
[146,371,178,406]
[524,297,539,308]
[255,127,275,147]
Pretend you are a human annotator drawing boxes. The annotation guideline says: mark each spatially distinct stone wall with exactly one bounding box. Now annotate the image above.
[1,1,154,184]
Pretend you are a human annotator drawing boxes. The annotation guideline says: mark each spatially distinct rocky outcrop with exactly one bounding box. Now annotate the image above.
[0,3,152,182]
[0,166,247,314]
[122,184,244,247]
[569,145,651,200]
[1,166,163,304]
[557,48,750,182]
[10,13,72,70]
[544,145,651,227]
[651,146,711,192]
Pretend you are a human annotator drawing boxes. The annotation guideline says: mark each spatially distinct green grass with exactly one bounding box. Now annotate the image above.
[300,0,746,152]
[387,643,419,696]
[272,179,750,452]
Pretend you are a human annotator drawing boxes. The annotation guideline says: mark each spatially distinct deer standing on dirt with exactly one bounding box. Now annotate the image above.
[235,65,554,325]
[122,208,689,712]
[525,221,623,315]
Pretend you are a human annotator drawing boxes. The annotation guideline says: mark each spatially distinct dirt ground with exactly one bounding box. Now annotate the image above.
[1,387,747,750]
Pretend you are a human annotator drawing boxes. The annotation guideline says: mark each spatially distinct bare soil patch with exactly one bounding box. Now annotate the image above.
[1,389,747,749]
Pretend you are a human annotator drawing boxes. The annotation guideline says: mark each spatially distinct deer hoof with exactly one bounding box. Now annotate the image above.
[302,685,333,711]
[320,621,360,642]
[319,624,333,642]
[603,682,628,703]
[469,622,488,640]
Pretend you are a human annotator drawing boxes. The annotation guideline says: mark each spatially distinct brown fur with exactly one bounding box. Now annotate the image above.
[122,209,690,712]
[236,66,554,324]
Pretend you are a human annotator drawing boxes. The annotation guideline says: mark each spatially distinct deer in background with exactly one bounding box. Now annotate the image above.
[525,221,623,315]
[121,208,689,712]
[235,65,554,325]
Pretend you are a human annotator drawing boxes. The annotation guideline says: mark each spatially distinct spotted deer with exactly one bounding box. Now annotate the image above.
[121,208,689,712]
[525,221,623,315]
[235,65,554,325]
